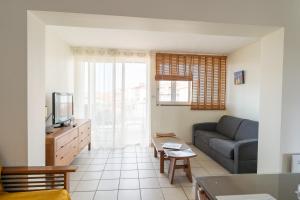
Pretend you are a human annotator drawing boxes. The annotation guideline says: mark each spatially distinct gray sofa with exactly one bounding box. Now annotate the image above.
[192,115,258,174]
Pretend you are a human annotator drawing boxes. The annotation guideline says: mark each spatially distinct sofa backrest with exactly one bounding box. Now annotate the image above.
[235,119,259,140]
[216,115,243,139]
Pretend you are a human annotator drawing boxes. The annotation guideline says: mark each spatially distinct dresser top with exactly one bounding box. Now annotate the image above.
[46,119,90,139]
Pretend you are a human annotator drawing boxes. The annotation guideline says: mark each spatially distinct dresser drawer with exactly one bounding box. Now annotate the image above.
[79,136,90,151]
[55,139,78,166]
[56,129,78,151]
[56,138,78,159]
[78,122,91,139]
[79,130,91,141]
[55,150,77,166]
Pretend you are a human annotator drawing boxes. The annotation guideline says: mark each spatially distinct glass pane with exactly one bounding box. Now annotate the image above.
[94,62,114,148]
[159,81,172,102]
[123,63,147,147]
[176,81,189,102]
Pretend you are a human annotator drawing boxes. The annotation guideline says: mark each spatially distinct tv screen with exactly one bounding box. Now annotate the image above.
[52,92,73,125]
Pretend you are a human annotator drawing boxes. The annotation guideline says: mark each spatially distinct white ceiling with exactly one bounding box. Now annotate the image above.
[48,26,258,54]
[38,11,279,55]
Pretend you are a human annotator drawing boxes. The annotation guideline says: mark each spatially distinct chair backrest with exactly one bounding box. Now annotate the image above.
[235,119,259,140]
[0,166,4,193]
[216,115,243,139]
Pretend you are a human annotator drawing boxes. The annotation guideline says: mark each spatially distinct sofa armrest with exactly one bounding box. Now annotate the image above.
[192,122,217,144]
[234,139,258,160]
[233,139,258,173]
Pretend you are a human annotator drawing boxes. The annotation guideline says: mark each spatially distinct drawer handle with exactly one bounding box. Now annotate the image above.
[60,156,64,160]
[60,145,64,149]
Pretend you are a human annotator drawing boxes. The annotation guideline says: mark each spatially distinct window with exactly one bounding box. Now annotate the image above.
[157,80,191,105]
[155,53,226,110]
[155,53,227,110]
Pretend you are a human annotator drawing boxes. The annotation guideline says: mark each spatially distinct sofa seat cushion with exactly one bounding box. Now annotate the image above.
[216,115,243,139]
[209,138,236,159]
[194,130,230,145]
[0,189,70,200]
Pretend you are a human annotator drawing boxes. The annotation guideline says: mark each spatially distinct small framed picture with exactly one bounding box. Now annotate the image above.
[234,70,245,85]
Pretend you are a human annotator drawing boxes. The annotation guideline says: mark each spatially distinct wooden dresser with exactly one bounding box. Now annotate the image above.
[46,119,91,166]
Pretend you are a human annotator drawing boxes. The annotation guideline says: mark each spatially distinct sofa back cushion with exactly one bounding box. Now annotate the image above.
[216,115,243,139]
[235,119,259,140]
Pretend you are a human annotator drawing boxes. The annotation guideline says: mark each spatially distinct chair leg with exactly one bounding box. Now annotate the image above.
[168,158,176,184]
[64,172,70,192]
[184,158,193,182]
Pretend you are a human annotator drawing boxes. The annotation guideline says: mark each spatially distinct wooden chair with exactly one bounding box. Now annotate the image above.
[0,166,76,200]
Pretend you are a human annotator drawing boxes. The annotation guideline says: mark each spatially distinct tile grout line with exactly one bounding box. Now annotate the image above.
[115,149,121,200]
[92,149,110,200]
[181,186,192,200]
[72,144,229,200]
[136,149,143,200]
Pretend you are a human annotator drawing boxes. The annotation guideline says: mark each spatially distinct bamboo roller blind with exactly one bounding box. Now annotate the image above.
[155,53,193,81]
[155,53,226,110]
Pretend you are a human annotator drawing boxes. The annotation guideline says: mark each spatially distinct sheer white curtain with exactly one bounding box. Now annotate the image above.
[73,48,150,148]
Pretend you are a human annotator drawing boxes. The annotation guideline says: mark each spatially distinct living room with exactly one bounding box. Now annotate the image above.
[0,1,299,200]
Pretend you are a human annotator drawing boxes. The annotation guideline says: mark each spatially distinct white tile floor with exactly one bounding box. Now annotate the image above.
[70,145,229,200]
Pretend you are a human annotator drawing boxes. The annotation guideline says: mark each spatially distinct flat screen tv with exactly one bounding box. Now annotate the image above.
[52,92,73,126]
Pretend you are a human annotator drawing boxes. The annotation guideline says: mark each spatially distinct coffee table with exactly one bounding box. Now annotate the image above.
[152,136,197,183]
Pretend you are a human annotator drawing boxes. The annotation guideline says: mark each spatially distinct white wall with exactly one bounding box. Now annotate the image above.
[0,4,29,166]
[227,29,284,173]
[280,0,300,172]
[27,12,46,166]
[45,28,74,115]
[150,54,227,143]
[227,41,261,121]
[258,29,284,173]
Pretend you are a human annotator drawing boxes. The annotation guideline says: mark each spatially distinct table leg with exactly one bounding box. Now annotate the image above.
[154,146,157,158]
[184,158,193,182]
[160,151,165,173]
[168,158,176,184]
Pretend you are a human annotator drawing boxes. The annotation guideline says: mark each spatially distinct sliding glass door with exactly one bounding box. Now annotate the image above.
[75,60,149,148]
